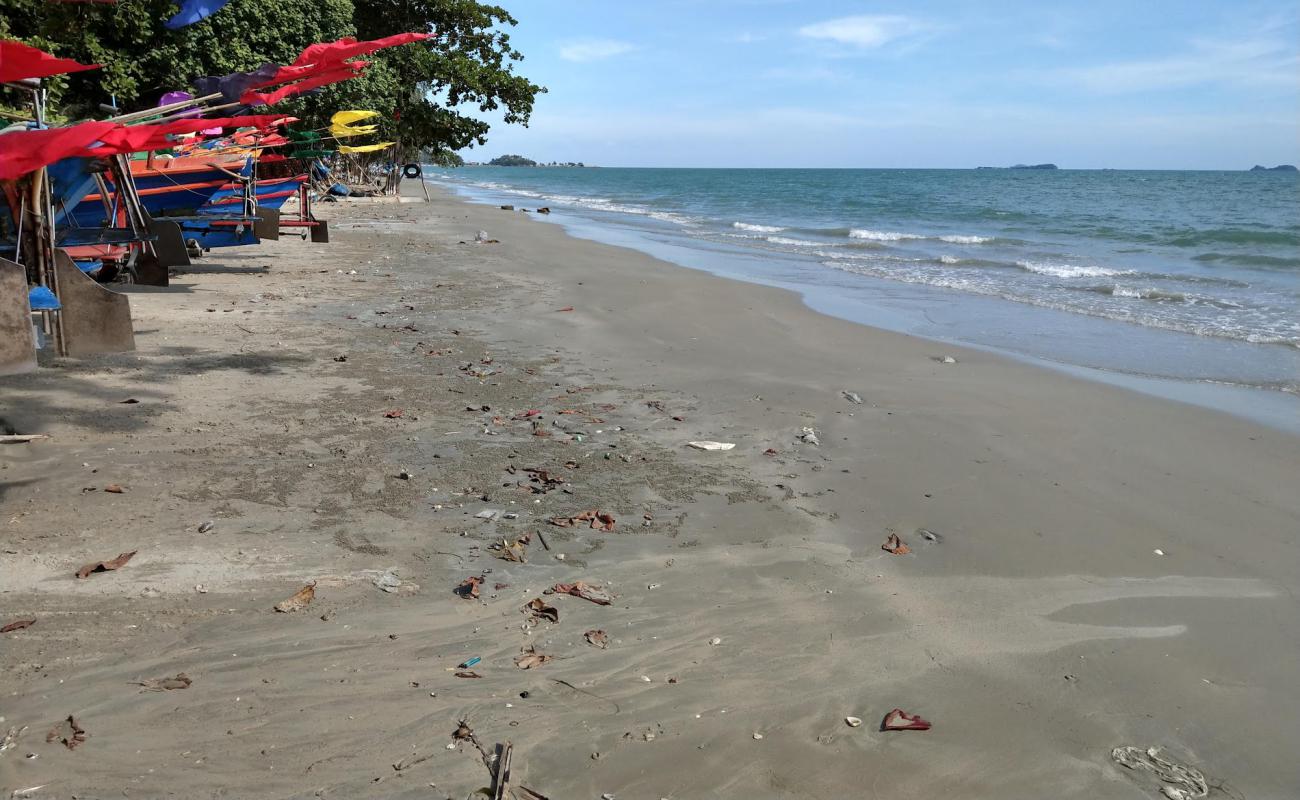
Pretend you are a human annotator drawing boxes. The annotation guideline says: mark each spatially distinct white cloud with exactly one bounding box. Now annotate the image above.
[558,39,636,63]
[1057,38,1299,93]
[797,14,925,49]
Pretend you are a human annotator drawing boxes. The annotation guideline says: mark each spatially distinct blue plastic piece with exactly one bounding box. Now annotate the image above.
[28,285,60,310]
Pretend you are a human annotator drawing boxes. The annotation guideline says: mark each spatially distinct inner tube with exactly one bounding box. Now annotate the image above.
[402,163,421,179]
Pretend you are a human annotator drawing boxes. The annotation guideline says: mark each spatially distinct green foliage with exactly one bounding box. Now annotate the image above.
[488,154,534,166]
[0,0,544,154]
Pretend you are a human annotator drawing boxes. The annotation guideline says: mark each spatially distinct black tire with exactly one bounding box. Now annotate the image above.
[402,163,421,179]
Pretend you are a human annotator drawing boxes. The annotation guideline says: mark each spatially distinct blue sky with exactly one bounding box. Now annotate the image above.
[458,1,1300,169]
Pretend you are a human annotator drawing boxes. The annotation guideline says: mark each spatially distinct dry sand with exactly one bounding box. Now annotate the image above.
[1,185,1297,799]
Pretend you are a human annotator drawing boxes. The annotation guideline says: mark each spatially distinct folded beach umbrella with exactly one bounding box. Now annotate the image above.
[337,142,395,154]
[0,40,100,83]
[164,0,236,30]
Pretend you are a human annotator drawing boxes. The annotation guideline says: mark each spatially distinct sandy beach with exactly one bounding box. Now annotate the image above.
[2,185,1297,799]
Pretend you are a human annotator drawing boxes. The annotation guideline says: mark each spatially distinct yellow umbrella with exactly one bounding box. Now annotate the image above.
[338,141,396,154]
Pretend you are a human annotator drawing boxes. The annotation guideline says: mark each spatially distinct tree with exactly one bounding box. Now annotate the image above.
[0,0,544,155]
[488,154,534,166]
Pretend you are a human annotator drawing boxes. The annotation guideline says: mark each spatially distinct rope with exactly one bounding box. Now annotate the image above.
[1111,746,1208,799]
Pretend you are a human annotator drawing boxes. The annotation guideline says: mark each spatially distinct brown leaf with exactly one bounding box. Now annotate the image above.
[584,629,609,649]
[134,673,192,691]
[273,581,316,612]
[454,575,484,599]
[882,534,911,555]
[2,618,35,633]
[523,598,559,623]
[47,715,86,750]
[382,409,404,418]
[493,538,527,563]
[549,509,615,531]
[75,550,137,579]
[553,581,613,605]
[103,484,126,494]
[454,670,482,679]
[514,646,553,670]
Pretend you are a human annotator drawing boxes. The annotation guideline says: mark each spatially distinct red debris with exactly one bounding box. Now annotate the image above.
[881,708,931,731]
[882,534,911,555]
[383,409,404,418]
[75,550,137,579]
[2,619,36,633]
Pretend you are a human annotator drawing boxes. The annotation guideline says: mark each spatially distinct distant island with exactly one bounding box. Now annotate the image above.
[479,155,588,167]
[976,163,1058,170]
[1249,164,1297,172]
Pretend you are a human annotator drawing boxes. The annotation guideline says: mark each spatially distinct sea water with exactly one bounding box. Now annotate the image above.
[428,167,1300,429]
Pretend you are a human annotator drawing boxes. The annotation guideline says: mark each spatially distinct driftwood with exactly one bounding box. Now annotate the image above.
[491,741,513,800]
[0,434,49,444]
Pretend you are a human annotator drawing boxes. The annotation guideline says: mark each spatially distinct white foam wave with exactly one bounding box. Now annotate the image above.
[733,222,785,233]
[1016,260,1129,279]
[849,229,922,242]
[849,229,991,244]
[766,235,821,246]
[939,255,961,265]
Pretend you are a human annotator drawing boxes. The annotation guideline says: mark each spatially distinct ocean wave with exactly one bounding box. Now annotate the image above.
[1015,260,1130,279]
[848,229,993,244]
[733,221,785,233]
[1164,228,1300,248]
[1083,285,1187,302]
[820,259,1299,349]
[938,234,993,244]
[1191,252,1300,270]
[766,235,821,246]
[849,229,924,242]
[939,255,961,264]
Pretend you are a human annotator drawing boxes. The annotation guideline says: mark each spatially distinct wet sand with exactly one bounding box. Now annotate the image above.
[1,186,1297,799]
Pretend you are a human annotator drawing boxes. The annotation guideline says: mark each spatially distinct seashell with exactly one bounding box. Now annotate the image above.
[845,716,863,728]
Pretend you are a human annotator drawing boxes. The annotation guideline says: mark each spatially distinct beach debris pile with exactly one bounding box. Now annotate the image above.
[1111,746,1208,800]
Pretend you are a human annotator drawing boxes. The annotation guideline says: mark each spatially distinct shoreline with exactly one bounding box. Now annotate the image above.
[431,170,1300,433]
[2,186,1297,798]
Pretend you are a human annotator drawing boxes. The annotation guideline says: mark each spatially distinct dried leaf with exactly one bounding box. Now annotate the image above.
[493,538,527,563]
[882,534,911,555]
[273,581,316,612]
[75,550,137,579]
[514,647,553,670]
[549,509,615,532]
[553,581,613,605]
[454,575,484,599]
[584,629,609,649]
[103,484,126,493]
[382,409,404,418]
[46,715,86,750]
[2,619,35,633]
[134,673,192,692]
[523,598,559,623]
[454,670,482,679]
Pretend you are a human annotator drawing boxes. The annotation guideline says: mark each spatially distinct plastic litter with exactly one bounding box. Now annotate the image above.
[373,570,403,593]
[798,427,820,446]
[687,441,735,451]
[458,657,481,669]
[1111,746,1208,799]
[842,391,863,404]
[197,520,215,533]
[881,708,931,731]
